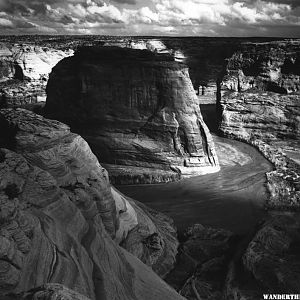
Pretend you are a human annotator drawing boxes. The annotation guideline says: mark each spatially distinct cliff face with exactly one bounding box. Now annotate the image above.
[219,92,300,141]
[45,47,219,184]
[0,44,73,109]
[220,41,300,94]
[0,108,182,300]
[218,41,300,209]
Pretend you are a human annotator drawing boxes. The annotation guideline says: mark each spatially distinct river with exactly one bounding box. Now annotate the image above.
[118,135,273,235]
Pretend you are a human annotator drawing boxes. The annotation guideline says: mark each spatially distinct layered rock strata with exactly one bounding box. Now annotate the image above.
[218,41,300,208]
[220,40,300,95]
[0,44,73,109]
[0,108,182,300]
[45,47,219,184]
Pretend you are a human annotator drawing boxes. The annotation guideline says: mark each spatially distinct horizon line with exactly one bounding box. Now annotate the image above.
[0,34,299,39]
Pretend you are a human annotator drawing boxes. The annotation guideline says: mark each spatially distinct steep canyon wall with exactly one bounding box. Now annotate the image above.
[217,40,300,208]
[45,47,219,184]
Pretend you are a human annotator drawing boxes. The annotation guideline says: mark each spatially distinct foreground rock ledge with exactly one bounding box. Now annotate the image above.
[0,108,183,300]
[45,46,219,184]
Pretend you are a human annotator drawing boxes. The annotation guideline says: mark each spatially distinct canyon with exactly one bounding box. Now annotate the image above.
[0,36,299,299]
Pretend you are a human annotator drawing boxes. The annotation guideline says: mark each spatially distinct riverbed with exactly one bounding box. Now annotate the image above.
[118,135,273,235]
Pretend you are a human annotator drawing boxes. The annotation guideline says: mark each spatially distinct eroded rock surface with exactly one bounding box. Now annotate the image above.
[218,40,300,209]
[45,46,219,184]
[166,224,234,300]
[220,40,300,95]
[224,214,300,299]
[243,214,300,293]
[0,108,182,300]
[4,284,91,300]
[0,44,73,109]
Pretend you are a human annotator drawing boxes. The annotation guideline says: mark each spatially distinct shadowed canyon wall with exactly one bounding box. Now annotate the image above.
[45,47,219,184]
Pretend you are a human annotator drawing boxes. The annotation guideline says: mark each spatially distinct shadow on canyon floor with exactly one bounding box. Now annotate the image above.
[118,136,274,236]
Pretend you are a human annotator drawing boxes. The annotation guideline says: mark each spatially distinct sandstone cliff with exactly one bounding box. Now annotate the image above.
[45,47,219,184]
[0,44,73,109]
[220,40,300,94]
[217,40,300,209]
[0,108,183,300]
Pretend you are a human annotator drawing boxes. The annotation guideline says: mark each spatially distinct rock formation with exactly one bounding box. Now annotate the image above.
[45,46,219,184]
[0,37,287,111]
[217,40,300,209]
[225,214,300,299]
[220,41,300,94]
[4,284,92,300]
[166,224,234,299]
[219,92,300,141]
[0,44,73,109]
[243,214,300,294]
[164,217,300,300]
[0,108,183,300]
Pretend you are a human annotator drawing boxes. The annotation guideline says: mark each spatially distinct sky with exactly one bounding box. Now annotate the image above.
[0,0,299,36]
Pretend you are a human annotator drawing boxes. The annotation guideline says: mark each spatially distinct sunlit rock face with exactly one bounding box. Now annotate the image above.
[45,47,219,184]
[219,92,300,142]
[217,41,300,209]
[0,44,73,109]
[0,108,182,300]
[12,45,73,82]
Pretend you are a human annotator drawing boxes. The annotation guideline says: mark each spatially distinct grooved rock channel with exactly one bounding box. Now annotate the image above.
[0,108,183,300]
[45,47,219,184]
